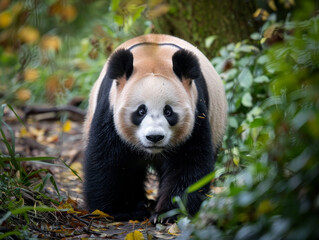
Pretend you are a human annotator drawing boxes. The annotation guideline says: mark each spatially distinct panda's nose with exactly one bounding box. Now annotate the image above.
[146,135,164,143]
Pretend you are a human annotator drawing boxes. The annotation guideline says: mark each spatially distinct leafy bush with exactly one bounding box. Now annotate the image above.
[177,15,319,240]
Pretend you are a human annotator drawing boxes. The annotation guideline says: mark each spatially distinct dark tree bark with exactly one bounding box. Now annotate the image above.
[153,0,259,58]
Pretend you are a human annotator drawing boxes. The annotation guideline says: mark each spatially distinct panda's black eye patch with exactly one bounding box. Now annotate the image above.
[132,104,147,125]
[164,105,178,126]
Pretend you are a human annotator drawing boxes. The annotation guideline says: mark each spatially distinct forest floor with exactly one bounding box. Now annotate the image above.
[3,106,178,239]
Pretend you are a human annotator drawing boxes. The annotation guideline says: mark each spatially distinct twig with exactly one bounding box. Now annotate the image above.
[80,214,100,218]
[70,213,90,225]
[87,218,94,232]
[24,105,86,122]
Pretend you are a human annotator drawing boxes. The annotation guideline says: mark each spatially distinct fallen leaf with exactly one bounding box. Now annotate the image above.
[167,223,180,235]
[129,220,139,224]
[46,134,59,143]
[91,209,114,219]
[125,230,144,240]
[19,126,29,137]
[63,120,72,133]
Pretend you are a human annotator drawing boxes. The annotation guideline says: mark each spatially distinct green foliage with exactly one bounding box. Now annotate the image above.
[211,38,271,176]
[0,0,154,106]
[177,14,319,240]
[0,105,63,237]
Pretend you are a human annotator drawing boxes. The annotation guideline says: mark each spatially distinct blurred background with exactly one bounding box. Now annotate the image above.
[1,0,319,239]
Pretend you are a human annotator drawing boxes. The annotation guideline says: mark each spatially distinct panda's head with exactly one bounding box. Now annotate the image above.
[107,47,200,154]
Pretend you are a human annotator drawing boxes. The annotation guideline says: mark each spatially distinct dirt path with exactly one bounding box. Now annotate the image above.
[5,110,178,239]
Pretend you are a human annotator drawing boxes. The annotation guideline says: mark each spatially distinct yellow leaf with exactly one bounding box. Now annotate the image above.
[233,155,240,166]
[129,220,139,224]
[268,0,277,11]
[18,26,40,44]
[45,75,60,101]
[16,88,31,102]
[232,147,240,166]
[46,134,59,143]
[91,209,114,219]
[168,223,180,235]
[66,208,81,215]
[280,0,295,8]
[41,35,61,52]
[24,68,39,82]
[125,230,144,240]
[61,4,77,22]
[253,8,269,21]
[0,11,13,28]
[64,75,74,90]
[20,127,29,137]
[63,120,72,132]
[260,38,267,44]
[256,200,274,216]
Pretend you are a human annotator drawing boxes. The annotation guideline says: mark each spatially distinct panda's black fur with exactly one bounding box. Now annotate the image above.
[84,41,218,222]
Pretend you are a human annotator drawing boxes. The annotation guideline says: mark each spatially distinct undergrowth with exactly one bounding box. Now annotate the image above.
[175,13,319,240]
[0,104,63,239]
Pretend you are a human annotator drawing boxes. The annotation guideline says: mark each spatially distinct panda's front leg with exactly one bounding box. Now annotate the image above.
[151,116,215,223]
[151,148,215,223]
[84,111,150,220]
[84,157,150,221]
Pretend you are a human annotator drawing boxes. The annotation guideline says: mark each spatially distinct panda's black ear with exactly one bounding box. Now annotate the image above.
[107,49,133,81]
[172,49,201,85]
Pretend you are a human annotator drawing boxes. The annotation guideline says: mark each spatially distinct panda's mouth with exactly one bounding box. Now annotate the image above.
[143,146,165,154]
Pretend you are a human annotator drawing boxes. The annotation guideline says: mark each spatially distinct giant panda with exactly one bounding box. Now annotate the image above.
[83,34,227,222]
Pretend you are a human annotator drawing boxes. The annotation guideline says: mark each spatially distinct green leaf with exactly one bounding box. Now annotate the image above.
[110,0,121,11]
[61,159,82,181]
[205,35,217,48]
[250,32,261,40]
[238,44,259,53]
[114,14,124,26]
[225,68,238,80]
[0,156,57,162]
[242,92,253,107]
[187,171,215,194]
[250,118,265,128]
[172,196,187,214]
[229,117,238,129]
[0,231,21,239]
[11,206,56,215]
[219,47,228,58]
[257,55,269,64]
[254,75,269,83]
[5,104,25,127]
[238,67,253,88]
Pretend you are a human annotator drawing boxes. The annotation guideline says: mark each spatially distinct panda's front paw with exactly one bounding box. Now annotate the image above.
[150,212,177,225]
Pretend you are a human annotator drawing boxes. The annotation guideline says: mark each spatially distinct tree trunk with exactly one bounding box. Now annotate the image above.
[153,0,258,58]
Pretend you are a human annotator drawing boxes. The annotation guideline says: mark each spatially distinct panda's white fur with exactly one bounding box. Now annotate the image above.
[83,34,227,152]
